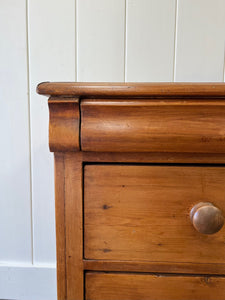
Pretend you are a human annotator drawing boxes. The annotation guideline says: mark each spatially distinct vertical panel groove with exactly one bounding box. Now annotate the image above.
[75,0,78,82]
[124,0,127,82]
[173,0,178,82]
[29,0,75,264]
[1,0,32,263]
[26,0,34,264]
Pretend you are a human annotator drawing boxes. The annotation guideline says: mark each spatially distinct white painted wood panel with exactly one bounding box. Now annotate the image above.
[0,0,32,263]
[28,0,76,264]
[77,0,125,81]
[126,0,176,82]
[175,0,225,82]
[0,264,56,300]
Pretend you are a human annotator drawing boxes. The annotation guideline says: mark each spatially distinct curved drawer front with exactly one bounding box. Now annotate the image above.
[81,99,225,153]
[86,272,225,300]
[84,165,225,265]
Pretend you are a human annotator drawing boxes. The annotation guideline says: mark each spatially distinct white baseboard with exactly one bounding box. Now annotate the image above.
[0,264,56,300]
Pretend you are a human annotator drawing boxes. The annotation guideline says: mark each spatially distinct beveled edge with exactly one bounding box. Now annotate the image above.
[37,82,225,98]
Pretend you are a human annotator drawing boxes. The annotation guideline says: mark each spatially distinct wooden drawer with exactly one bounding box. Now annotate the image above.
[84,165,225,266]
[85,272,225,300]
[81,99,225,153]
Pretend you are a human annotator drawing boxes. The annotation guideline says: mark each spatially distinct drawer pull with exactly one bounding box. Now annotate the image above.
[190,202,224,234]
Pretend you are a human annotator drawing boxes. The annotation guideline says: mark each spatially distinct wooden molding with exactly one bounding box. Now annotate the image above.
[37,83,225,153]
[37,82,225,97]
[81,99,225,153]
[48,97,80,152]
[83,259,225,276]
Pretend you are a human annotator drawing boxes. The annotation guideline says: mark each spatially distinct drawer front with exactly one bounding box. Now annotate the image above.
[86,272,225,300]
[84,165,225,264]
[81,99,225,153]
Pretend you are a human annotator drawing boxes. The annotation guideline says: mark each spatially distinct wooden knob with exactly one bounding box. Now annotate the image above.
[190,202,224,234]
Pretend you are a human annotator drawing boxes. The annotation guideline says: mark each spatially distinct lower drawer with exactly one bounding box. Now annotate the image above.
[84,165,225,265]
[85,272,225,300]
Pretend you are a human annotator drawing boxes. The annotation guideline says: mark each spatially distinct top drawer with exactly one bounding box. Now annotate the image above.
[81,99,225,153]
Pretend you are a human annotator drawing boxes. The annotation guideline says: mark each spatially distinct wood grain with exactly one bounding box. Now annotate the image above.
[190,202,224,235]
[83,260,225,275]
[37,82,225,97]
[54,153,66,300]
[82,151,225,164]
[81,99,225,153]
[41,83,225,299]
[48,97,80,152]
[65,153,83,300]
[86,272,225,300]
[84,165,225,264]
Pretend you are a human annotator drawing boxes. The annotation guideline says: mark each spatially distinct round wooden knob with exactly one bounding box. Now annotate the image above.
[190,202,224,234]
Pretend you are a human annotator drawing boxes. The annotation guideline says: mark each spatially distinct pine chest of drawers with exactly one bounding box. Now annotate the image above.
[37,83,225,300]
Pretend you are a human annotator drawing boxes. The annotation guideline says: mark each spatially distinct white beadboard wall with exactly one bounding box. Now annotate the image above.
[1,0,225,299]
